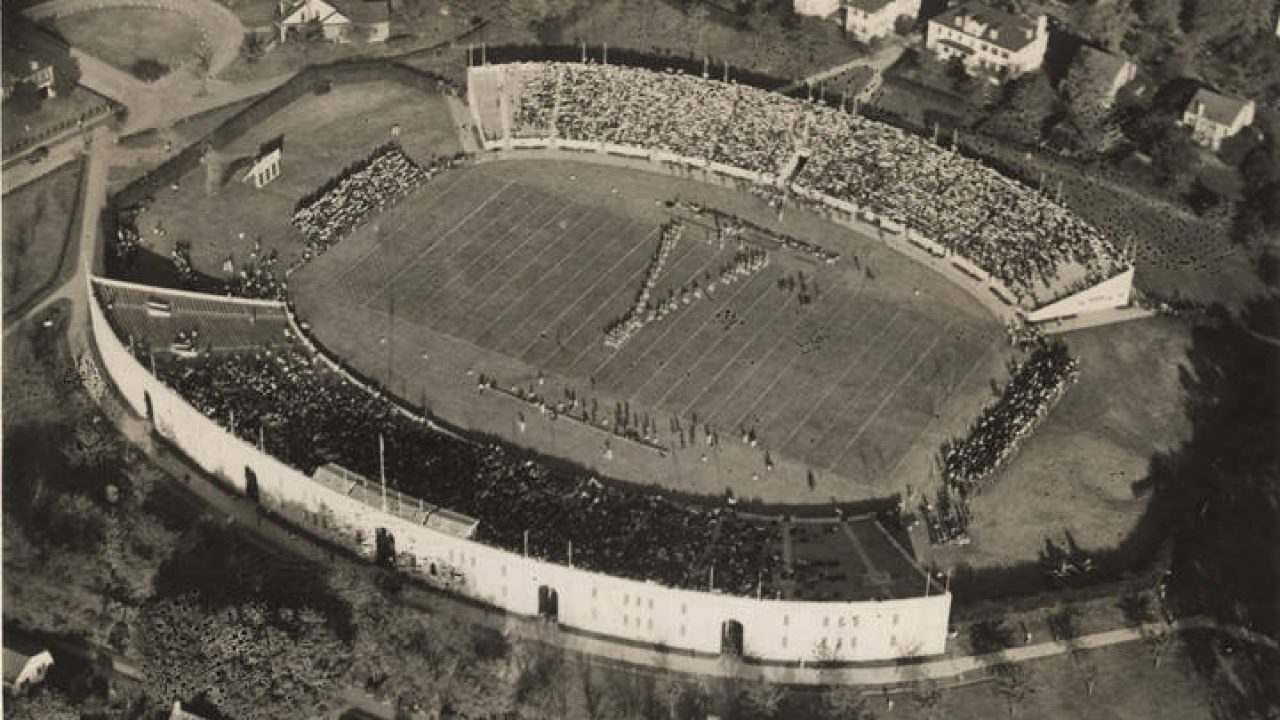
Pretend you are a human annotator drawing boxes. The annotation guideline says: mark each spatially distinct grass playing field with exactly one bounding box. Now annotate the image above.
[292,158,1007,505]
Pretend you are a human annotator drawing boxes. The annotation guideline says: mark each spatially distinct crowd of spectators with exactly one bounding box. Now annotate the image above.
[150,345,782,598]
[477,374,668,452]
[289,144,459,269]
[940,340,1079,498]
[502,62,1126,305]
[171,240,198,287]
[112,209,143,268]
[224,243,287,301]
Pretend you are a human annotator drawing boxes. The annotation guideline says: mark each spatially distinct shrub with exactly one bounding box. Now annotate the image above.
[130,58,169,82]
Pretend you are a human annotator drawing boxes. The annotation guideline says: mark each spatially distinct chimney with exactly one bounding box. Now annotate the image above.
[29,60,39,72]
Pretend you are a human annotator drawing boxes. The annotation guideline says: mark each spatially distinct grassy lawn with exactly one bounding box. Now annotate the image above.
[2,85,111,153]
[50,8,204,79]
[291,157,1006,505]
[2,159,82,315]
[125,79,460,282]
[927,316,1193,575]
[109,96,260,192]
[915,635,1215,719]
[529,0,864,83]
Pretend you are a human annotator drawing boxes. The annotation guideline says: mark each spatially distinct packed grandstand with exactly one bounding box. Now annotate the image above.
[93,59,1119,603]
[473,62,1130,310]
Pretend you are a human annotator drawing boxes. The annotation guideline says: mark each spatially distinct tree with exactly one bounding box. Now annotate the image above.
[1149,127,1199,188]
[6,80,44,116]
[1185,178,1223,215]
[911,678,943,719]
[4,687,79,720]
[1068,0,1136,51]
[969,619,1016,655]
[818,686,872,719]
[138,596,348,719]
[980,72,1061,145]
[990,662,1035,717]
[242,31,268,63]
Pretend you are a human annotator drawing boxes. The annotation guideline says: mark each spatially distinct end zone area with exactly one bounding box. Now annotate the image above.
[292,158,1007,504]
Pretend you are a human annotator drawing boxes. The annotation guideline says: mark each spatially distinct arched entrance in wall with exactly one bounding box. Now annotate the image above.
[721,620,744,656]
[144,391,153,422]
[375,528,396,567]
[244,466,260,502]
[537,585,559,621]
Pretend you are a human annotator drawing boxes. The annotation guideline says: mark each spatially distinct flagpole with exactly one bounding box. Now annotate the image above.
[379,434,387,512]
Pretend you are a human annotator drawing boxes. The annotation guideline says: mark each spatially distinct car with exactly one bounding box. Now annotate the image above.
[26,146,49,165]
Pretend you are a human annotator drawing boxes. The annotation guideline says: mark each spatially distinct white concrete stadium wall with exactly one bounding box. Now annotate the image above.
[1026,267,1134,323]
[89,279,952,663]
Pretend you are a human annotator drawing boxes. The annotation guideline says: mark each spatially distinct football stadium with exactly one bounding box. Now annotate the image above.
[91,58,1138,663]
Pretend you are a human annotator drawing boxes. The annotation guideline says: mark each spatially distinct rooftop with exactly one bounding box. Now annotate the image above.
[1185,87,1252,126]
[1074,46,1131,84]
[930,1,1042,52]
[846,0,897,14]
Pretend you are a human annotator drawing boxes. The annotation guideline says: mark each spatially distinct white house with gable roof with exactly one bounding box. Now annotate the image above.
[926,1,1048,79]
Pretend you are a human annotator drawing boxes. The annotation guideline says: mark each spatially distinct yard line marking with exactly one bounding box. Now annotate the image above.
[495,215,641,355]
[364,182,538,307]
[647,278,780,408]
[676,289,802,418]
[829,322,955,470]
[555,234,704,374]
[424,198,581,311]
[362,179,519,307]
[470,211,619,345]
[799,315,922,456]
[488,214,638,350]
[327,170,480,293]
[451,204,610,328]
[878,340,994,484]
[403,188,561,312]
[776,308,908,449]
[516,223,656,359]
[621,267,775,401]
[750,302,902,440]
[433,198,596,324]
[723,284,872,430]
[588,248,735,381]
[527,223,666,368]
[406,185,547,286]
[699,282,854,423]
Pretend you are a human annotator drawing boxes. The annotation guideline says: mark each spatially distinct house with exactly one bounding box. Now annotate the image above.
[1,14,69,102]
[925,1,1048,79]
[3,641,54,695]
[1181,88,1255,151]
[242,137,283,188]
[1065,46,1136,109]
[793,0,842,21]
[843,0,920,42]
[276,0,390,43]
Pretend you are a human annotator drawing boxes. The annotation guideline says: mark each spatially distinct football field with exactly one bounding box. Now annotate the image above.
[292,159,1006,503]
